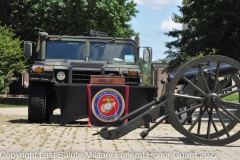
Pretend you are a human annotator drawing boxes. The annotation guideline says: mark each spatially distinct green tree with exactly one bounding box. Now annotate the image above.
[0,0,138,41]
[164,0,240,72]
[139,57,152,86]
[0,25,27,93]
[142,74,152,86]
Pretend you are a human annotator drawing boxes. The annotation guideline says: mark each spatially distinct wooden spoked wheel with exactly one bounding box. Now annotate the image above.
[167,55,240,145]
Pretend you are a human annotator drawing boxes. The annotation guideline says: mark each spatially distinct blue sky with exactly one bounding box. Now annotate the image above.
[130,0,182,61]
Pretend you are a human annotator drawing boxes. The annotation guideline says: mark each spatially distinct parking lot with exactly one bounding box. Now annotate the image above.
[0,108,240,160]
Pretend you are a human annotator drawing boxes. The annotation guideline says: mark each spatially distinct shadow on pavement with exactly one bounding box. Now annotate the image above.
[40,120,89,127]
[7,119,29,123]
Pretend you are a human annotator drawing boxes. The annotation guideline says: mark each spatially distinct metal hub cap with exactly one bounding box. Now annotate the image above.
[204,93,220,108]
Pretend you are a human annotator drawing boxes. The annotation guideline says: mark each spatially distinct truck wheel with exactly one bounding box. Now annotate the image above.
[28,82,47,123]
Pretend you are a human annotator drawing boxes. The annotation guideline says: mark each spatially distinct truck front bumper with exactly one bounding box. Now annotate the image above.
[54,83,158,126]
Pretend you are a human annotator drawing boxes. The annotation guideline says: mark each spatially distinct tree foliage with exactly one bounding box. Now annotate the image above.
[0,25,27,93]
[0,0,139,41]
[138,57,152,86]
[164,0,240,72]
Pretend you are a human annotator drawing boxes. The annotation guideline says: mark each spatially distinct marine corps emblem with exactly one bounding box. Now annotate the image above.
[92,88,125,122]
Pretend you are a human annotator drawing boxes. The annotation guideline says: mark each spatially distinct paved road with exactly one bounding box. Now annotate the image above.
[0,108,240,160]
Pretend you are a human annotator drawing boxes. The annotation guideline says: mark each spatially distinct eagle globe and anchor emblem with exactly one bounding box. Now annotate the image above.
[92,88,125,122]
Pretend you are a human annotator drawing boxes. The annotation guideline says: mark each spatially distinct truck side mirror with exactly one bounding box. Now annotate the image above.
[23,42,32,58]
[143,48,152,62]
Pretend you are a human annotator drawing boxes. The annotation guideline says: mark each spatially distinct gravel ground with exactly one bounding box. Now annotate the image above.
[0,108,28,115]
[0,108,60,115]
[0,108,240,160]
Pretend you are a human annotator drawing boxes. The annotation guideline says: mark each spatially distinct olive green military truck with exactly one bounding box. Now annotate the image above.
[23,30,158,126]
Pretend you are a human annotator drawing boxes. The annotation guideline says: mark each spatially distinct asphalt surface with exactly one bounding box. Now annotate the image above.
[0,107,240,160]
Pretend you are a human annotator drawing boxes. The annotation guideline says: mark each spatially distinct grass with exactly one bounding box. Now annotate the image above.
[0,104,27,108]
[221,94,239,101]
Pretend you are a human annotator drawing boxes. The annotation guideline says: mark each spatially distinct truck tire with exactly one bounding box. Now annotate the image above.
[28,82,47,123]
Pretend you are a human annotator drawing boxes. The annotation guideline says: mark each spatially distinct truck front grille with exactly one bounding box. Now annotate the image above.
[71,70,121,83]
[72,71,101,83]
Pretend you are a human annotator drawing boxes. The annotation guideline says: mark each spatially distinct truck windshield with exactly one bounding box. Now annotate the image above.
[46,41,135,62]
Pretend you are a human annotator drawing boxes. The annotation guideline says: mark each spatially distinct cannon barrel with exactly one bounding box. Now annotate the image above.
[168,63,237,83]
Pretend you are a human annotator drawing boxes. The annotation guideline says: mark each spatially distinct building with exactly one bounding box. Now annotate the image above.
[151,63,168,97]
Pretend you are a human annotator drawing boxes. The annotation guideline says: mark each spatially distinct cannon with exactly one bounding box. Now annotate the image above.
[94,55,240,146]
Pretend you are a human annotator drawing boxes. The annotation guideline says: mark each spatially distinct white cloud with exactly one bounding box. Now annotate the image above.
[134,0,182,11]
[159,16,182,32]
[150,6,163,11]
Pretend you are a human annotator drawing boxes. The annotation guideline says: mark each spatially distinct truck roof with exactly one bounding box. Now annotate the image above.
[46,34,136,43]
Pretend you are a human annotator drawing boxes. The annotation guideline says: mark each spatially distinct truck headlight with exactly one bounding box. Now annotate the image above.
[122,70,129,77]
[56,71,66,81]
